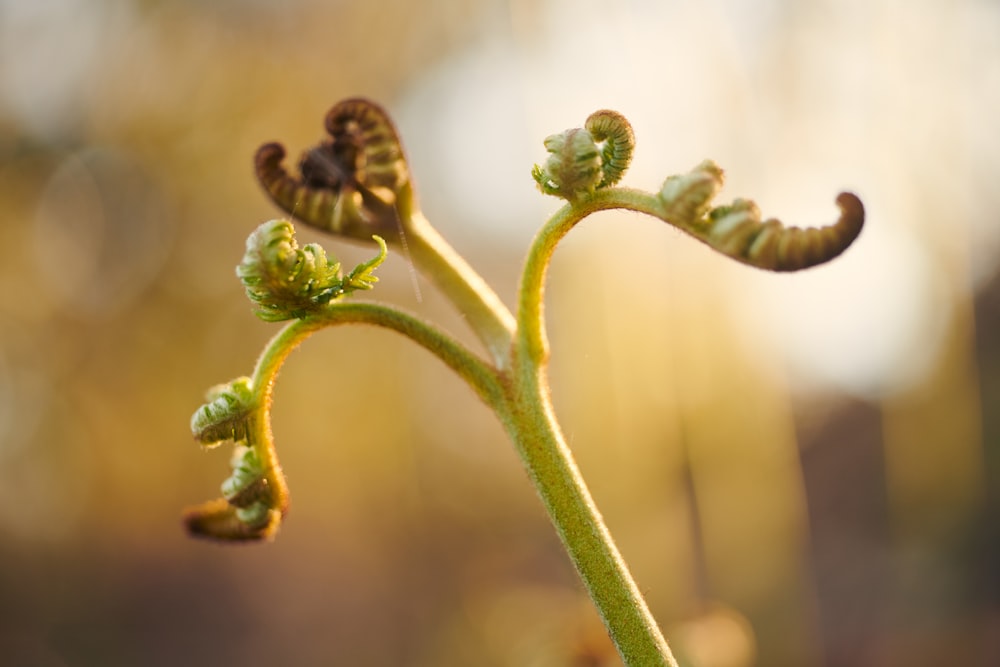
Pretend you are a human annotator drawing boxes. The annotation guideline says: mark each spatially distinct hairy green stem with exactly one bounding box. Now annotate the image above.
[504,355,676,665]
[405,211,516,369]
[518,188,662,363]
[250,302,507,416]
[240,301,509,532]
[238,187,678,662]
[394,190,677,664]
[249,189,676,663]
[512,189,677,665]
[204,100,860,661]
[390,189,678,662]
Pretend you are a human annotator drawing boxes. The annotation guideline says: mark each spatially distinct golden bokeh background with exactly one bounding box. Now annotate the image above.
[1,1,998,665]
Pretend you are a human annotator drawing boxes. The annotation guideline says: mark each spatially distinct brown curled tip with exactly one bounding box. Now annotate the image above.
[182,498,280,542]
[835,191,865,240]
[255,142,298,205]
[763,191,865,271]
[253,98,414,241]
[323,97,409,194]
[255,141,286,165]
[254,141,343,233]
[700,191,865,271]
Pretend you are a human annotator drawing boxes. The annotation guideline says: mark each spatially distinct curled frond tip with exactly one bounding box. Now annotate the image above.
[706,191,864,271]
[254,97,413,243]
[191,377,255,447]
[236,220,387,322]
[533,109,635,202]
[182,498,282,542]
[655,161,864,271]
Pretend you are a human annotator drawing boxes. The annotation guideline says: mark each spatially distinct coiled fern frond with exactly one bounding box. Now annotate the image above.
[236,219,386,321]
[254,98,414,243]
[657,161,864,271]
[533,110,635,201]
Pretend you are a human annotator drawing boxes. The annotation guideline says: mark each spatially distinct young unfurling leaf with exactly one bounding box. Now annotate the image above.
[658,160,724,224]
[656,162,864,271]
[237,220,343,321]
[220,445,269,508]
[254,98,414,244]
[532,110,635,202]
[584,109,634,189]
[341,235,387,293]
[185,442,284,541]
[236,221,386,321]
[191,376,254,448]
[533,128,604,201]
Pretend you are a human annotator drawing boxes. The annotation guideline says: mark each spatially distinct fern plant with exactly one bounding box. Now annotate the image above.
[183,98,864,665]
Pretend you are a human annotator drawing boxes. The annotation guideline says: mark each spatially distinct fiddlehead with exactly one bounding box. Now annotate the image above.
[187,99,865,664]
[584,109,634,189]
[656,160,865,271]
[236,219,387,321]
[183,377,287,541]
[254,98,415,244]
[190,377,254,446]
[185,222,388,541]
[219,445,272,526]
[532,110,635,202]
[702,192,864,271]
[323,98,409,194]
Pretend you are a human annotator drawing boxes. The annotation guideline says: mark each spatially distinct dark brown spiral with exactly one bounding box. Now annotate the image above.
[182,498,281,542]
[324,97,409,195]
[702,192,864,271]
[254,98,412,242]
[255,142,342,230]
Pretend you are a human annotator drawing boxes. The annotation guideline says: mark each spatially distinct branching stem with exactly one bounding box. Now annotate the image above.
[250,302,508,417]
[192,100,862,666]
[402,211,516,369]
[241,205,677,664]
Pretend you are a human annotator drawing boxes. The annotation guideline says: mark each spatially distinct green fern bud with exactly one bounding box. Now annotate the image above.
[658,160,725,224]
[191,377,254,447]
[234,501,275,530]
[237,220,387,321]
[220,445,269,508]
[237,220,344,321]
[533,110,635,202]
[533,128,603,201]
[183,443,284,540]
[584,109,634,189]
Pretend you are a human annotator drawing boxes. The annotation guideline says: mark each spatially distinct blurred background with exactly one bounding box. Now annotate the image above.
[1,0,998,665]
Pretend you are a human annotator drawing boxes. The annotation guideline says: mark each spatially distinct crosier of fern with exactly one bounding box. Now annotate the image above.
[184,98,864,666]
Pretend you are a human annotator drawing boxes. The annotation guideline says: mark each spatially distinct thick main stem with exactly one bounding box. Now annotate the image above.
[501,351,676,666]
[511,190,678,665]
[394,193,676,663]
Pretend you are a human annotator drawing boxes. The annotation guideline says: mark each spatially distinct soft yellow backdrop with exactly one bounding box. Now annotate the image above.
[1,1,997,665]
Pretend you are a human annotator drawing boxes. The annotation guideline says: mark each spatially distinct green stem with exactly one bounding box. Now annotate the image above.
[518,188,662,363]
[503,358,677,666]
[398,187,675,663]
[404,211,517,369]
[242,301,509,531]
[513,187,678,666]
[250,302,507,416]
[245,188,677,663]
